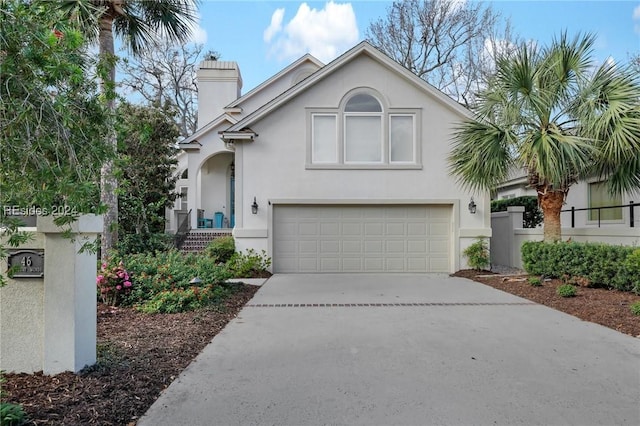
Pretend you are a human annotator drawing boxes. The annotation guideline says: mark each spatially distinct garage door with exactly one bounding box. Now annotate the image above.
[273,205,451,273]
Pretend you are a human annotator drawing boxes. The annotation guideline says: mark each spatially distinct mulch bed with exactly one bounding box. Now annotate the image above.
[454,269,640,337]
[2,284,258,426]
[3,272,639,425]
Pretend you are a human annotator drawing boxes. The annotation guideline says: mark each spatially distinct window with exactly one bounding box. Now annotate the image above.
[309,90,419,168]
[588,181,622,221]
[389,115,414,163]
[179,187,188,211]
[312,114,337,163]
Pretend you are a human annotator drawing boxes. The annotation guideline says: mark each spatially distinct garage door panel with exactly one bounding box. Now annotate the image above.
[364,240,383,253]
[364,223,384,236]
[320,222,339,236]
[273,205,451,273]
[408,223,427,235]
[364,258,384,271]
[386,222,405,235]
[343,257,363,272]
[342,223,362,236]
[407,240,427,253]
[299,240,318,254]
[386,240,404,253]
[343,240,362,253]
[320,240,340,254]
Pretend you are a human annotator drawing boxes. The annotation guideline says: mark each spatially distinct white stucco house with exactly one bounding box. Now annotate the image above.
[169,41,491,273]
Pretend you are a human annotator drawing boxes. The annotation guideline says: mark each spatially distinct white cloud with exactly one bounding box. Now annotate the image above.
[188,12,208,44]
[265,1,359,63]
[634,4,640,34]
[264,8,285,43]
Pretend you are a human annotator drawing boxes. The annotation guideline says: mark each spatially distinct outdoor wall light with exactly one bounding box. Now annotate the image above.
[251,197,259,214]
[468,197,477,214]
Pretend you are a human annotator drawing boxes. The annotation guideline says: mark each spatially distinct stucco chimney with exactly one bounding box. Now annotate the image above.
[196,61,242,129]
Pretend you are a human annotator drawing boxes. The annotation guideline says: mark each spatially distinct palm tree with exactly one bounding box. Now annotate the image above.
[53,0,199,259]
[449,33,640,242]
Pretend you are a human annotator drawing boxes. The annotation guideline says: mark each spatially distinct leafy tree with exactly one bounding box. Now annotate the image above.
[52,0,199,261]
[119,40,220,138]
[0,0,110,285]
[116,103,179,236]
[366,0,518,107]
[449,33,640,242]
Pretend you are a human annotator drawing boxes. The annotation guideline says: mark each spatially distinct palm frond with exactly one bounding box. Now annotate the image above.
[118,0,198,55]
[448,120,515,192]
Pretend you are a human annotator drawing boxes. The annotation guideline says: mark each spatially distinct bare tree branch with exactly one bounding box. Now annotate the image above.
[366,0,518,107]
[118,40,219,138]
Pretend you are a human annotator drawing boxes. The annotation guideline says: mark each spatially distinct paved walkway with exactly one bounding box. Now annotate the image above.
[139,274,640,426]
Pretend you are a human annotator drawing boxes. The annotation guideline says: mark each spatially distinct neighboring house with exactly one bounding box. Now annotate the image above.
[495,169,638,228]
[173,41,491,273]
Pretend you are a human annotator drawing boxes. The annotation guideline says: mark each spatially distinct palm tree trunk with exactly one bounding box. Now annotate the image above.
[539,188,565,242]
[99,15,118,261]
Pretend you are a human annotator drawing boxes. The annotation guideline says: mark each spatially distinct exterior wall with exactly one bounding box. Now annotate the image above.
[235,54,490,272]
[491,208,640,269]
[197,61,242,128]
[0,215,102,374]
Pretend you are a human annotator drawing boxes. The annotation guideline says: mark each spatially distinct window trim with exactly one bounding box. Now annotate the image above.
[306,103,422,170]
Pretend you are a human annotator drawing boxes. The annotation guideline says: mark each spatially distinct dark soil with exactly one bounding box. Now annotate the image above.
[454,269,640,337]
[3,272,639,425]
[2,283,258,426]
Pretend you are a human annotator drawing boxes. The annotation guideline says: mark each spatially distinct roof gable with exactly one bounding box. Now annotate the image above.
[226,41,472,133]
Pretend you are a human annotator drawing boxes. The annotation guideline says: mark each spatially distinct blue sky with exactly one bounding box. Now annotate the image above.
[189,0,640,92]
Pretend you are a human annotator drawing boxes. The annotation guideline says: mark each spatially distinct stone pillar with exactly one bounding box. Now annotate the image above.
[0,214,102,374]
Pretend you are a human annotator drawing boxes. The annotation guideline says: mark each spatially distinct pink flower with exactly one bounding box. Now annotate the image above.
[124,281,132,288]
[96,275,104,284]
[116,285,122,290]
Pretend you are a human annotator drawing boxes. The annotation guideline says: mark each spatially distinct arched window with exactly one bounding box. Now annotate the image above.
[309,89,418,167]
[344,93,383,163]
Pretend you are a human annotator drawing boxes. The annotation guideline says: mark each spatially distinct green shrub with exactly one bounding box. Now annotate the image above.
[203,236,236,263]
[556,284,577,297]
[522,241,636,292]
[226,249,272,277]
[491,196,543,228]
[115,232,174,255]
[630,302,640,316]
[528,276,542,286]
[139,283,231,314]
[118,249,232,311]
[617,249,640,294]
[1,371,26,426]
[462,238,490,271]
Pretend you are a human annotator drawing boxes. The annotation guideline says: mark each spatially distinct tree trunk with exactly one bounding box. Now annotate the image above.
[538,187,565,242]
[99,16,118,261]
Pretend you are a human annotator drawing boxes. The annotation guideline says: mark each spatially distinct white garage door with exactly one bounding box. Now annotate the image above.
[273,205,451,273]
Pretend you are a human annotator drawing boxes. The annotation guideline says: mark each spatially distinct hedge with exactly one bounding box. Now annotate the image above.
[491,196,543,228]
[521,241,640,293]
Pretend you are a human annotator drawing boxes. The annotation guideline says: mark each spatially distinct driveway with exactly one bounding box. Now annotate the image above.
[139,274,640,426]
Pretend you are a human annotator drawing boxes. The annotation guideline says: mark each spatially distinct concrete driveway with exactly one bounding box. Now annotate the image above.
[139,274,640,426]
